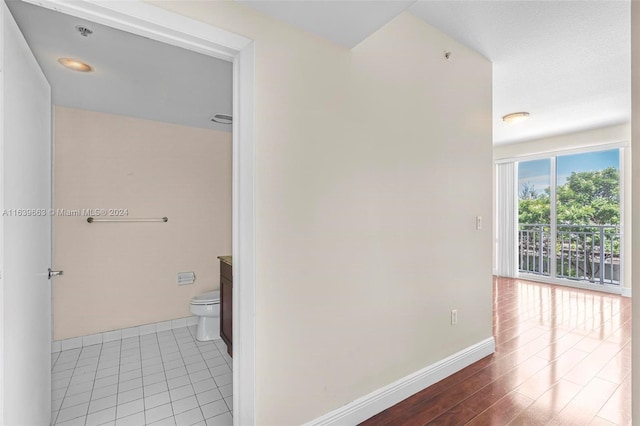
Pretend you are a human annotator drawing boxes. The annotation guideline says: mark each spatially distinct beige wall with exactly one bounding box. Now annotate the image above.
[493,124,632,290]
[150,3,493,424]
[53,106,231,340]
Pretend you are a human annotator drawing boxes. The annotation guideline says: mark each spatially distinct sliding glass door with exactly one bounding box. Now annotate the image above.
[517,149,621,286]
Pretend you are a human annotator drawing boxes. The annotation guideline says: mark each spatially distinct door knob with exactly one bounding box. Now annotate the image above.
[48,268,64,279]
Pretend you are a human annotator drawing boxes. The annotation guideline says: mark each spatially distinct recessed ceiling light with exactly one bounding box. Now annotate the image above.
[502,112,530,124]
[210,114,232,124]
[58,58,93,72]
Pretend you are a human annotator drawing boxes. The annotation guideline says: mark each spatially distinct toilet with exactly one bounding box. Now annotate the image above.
[190,290,221,341]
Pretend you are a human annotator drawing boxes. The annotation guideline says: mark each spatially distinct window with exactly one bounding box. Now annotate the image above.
[517,149,621,286]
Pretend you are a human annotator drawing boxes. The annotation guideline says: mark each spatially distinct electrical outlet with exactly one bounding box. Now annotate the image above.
[451,309,458,325]
[476,216,482,230]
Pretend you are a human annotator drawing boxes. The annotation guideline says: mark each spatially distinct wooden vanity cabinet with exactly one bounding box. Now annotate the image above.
[220,260,233,357]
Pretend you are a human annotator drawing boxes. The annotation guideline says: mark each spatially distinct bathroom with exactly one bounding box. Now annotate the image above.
[7,1,234,425]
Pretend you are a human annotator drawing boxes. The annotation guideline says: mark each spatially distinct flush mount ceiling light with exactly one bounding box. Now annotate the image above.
[502,112,530,124]
[57,58,93,72]
[210,114,232,124]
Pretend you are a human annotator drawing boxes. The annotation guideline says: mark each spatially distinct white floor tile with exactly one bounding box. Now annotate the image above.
[193,379,216,394]
[143,363,165,375]
[205,412,232,426]
[52,388,67,401]
[186,362,207,374]
[183,354,203,366]
[52,377,72,390]
[61,337,83,351]
[85,406,116,426]
[171,395,198,415]
[204,357,226,369]
[174,407,204,426]
[218,384,232,398]
[52,397,64,412]
[156,320,173,333]
[55,415,86,426]
[139,323,157,336]
[148,416,177,426]
[118,377,143,392]
[102,330,122,343]
[52,326,232,426]
[56,402,89,423]
[144,380,169,396]
[144,371,166,385]
[195,389,223,406]
[88,394,117,414]
[165,366,188,380]
[189,370,212,384]
[60,392,91,409]
[94,375,119,389]
[163,359,184,371]
[142,356,163,367]
[200,399,228,420]
[121,327,140,339]
[91,384,118,401]
[114,411,144,426]
[118,371,142,384]
[145,391,171,409]
[168,375,191,390]
[66,381,93,397]
[209,365,230,377]
[116,398,144,419]
[144,402,174,424]
[170,384,195,402]
[212,373,232,387]
[117,387,143,405]
[95,366,119,379]
[119,362,140,374]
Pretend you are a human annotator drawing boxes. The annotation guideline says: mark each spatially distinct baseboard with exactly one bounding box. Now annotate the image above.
[304,337,496,426]
[621,286,632,298]
[52,315,201,353]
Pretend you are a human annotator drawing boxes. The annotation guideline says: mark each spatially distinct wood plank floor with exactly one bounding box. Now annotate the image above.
[360,276,631,425]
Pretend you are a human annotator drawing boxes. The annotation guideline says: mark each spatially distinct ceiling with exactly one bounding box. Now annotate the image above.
[6,1,630,144]
[241,0,631,145]
[6,0,233,132]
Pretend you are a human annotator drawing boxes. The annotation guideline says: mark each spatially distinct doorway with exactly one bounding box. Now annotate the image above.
[0,1,256,424]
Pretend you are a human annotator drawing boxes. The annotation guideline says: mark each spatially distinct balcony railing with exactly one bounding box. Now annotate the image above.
[518,223,621,285]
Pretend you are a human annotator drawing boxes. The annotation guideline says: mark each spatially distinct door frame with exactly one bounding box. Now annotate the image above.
[4,1,257,424]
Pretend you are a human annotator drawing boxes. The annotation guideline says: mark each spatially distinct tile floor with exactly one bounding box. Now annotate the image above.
[50,326,233,426]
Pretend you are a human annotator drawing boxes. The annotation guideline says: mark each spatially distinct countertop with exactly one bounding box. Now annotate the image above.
[218,255,232,266]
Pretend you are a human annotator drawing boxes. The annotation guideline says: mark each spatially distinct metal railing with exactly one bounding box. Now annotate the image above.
[518,223,620,285]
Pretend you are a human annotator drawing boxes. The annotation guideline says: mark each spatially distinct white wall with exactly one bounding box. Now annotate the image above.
[630,2,639,423]
[53,107,231,339]
[150,2,493,424]
[493,124,632,291]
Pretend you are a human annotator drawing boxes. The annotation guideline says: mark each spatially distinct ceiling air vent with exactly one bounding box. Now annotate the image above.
[210,114,232,124]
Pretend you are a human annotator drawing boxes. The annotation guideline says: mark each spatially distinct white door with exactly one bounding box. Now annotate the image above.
[1,2,53,425]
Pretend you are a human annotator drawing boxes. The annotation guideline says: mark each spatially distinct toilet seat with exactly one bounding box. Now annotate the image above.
[190,290,220,305]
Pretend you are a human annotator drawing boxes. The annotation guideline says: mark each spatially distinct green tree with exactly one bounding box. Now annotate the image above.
[518,167,619,226]
[518,181,550,224]
[556,167,619,225]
